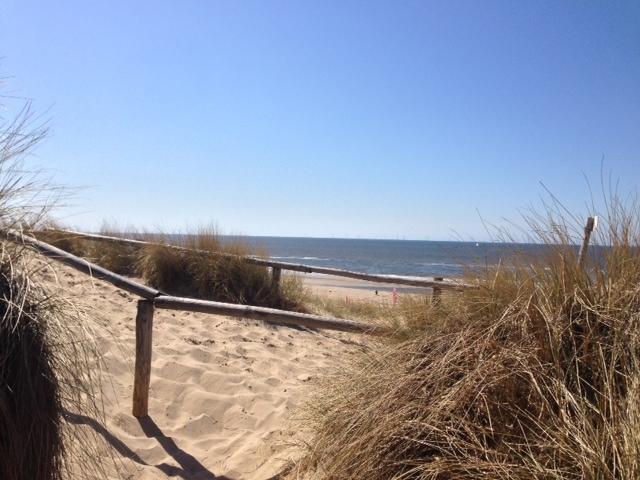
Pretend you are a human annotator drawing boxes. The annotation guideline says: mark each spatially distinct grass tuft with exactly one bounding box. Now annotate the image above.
[37,223,306,310]
[0,254,63,480]
[138,226,301,309]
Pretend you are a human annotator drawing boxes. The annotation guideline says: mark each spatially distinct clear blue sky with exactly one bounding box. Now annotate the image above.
[1,1,639,240]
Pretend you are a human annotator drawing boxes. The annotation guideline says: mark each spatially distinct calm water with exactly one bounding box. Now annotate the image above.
[219,236,551,278]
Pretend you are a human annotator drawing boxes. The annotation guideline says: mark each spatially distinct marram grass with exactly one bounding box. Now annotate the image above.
[290,200,640,480]
[37,224,305,310]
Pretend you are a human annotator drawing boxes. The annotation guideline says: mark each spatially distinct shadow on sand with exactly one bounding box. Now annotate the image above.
[65,411,233,479]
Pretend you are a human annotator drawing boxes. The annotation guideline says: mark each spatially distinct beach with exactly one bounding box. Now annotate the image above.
[297,272,432,300]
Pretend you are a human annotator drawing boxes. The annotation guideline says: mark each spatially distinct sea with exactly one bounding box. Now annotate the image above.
[220,236,551,278]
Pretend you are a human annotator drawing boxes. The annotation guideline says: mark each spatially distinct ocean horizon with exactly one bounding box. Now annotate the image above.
[212,235,552,278]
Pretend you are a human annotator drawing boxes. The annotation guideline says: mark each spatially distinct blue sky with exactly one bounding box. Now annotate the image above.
[1,1,638,240]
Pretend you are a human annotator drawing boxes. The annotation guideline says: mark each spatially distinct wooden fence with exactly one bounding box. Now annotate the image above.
[3,230,386,416]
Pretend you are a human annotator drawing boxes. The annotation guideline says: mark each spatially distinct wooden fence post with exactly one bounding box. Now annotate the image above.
[578,216,598,268]
[271,267,282,295]
[432,276,443,305]
[132,299,154,417]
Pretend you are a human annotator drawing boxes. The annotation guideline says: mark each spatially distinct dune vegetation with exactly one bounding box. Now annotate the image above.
[36,225,305,310]
[288,198,640,480]
[0,100,109,479]
[138,226,304,309]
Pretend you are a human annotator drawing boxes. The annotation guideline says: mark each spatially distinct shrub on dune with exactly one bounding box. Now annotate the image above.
[138,227,297,309]
[36,223,143,276]
[82,239,141,276]
[35,224,306,311]
[0,250,109,480]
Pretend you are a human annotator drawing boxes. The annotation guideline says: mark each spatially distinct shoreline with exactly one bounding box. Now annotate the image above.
[294,272,434,301]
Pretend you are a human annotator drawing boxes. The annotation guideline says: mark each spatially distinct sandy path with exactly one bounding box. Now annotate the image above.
[37,262,367,479]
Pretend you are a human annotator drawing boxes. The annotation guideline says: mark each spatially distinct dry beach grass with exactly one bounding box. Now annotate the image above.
[0,98,111,479]
[37,225,305,311]
[287,199,640,480]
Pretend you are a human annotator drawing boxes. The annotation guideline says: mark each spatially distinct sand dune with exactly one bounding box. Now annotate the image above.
[37,262,368,479]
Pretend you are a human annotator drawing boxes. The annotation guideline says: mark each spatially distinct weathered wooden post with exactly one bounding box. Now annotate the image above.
[271,267,282,295]
[432,276,443,305]
[132,299,154,417]
[578,216,598,268]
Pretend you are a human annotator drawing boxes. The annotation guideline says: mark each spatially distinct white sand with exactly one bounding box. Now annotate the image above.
[37,263,369,479]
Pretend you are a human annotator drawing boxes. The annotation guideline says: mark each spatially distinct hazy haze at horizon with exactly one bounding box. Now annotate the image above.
[1,1,639,240]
